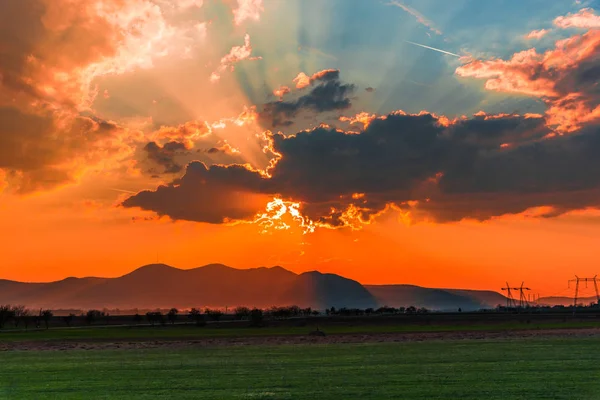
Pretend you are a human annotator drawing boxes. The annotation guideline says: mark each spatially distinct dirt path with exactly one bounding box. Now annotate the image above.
[2,327,600,352]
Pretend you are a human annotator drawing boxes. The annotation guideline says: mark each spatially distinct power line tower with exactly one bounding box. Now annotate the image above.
[501,282,516,308]
[517,282,531,308]
[501,282,531,309]
[568,275,600,309]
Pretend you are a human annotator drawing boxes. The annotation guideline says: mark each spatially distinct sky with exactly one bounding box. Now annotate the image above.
[2,0,600,297]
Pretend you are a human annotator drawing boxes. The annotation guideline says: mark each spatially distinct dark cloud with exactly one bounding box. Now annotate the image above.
[122,162,268,223]
[144,141,189,174]
[260,73,356,127]
[124,110,600,226]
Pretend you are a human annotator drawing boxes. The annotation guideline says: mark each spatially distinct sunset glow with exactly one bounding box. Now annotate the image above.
[1,0,600,300]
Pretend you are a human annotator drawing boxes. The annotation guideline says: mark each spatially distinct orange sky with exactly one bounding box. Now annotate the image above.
[1,1,600,299]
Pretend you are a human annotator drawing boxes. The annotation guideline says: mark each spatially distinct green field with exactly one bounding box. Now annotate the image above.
[2,338,600,399]
[2,320,600,342]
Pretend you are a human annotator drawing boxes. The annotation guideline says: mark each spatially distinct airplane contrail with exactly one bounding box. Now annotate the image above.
[404,40,461,57]
[109,188,137,194]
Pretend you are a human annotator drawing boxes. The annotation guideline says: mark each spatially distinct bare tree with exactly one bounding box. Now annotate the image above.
[40,309,53,329]
[22,310,32,330]
[11,305,26,328]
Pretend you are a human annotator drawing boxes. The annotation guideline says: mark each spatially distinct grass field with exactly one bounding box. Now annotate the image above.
[2,320,600,342]
[2,338,600,399]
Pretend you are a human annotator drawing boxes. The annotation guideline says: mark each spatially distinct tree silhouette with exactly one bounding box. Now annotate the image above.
[188,308,205,326]
[41,309,53,329]
[249,308,264,327]
[146,311,156,326]
[22,311,32,330]
[85,309,104,325]
[62,313,75,327]
[0,305,15,329]
[146,311,164,326]
[204,308,223,321]
[11,305,26,328]
[167,308,179,325]
[234,306,250,320]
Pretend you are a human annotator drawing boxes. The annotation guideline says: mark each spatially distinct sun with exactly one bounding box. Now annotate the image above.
[253,198,316,234]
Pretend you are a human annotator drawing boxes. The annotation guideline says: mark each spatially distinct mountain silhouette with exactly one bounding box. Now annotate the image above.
[0,264,506,310]
[280,271,378,309]
[366,285,506,311]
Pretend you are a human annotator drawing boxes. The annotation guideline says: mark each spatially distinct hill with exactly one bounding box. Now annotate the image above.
[0,264,506,311]
[536,296,597,307]
[281,271,378,309]
[365,285,507,311]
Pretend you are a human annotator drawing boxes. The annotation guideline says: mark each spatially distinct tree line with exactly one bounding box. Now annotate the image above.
[0,304,431,330]
[0,305,54,329]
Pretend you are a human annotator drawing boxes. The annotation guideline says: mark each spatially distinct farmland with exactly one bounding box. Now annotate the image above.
[2,334,600,399]
[2,314,600,399]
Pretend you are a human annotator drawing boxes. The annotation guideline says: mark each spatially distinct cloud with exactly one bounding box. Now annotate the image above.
[232,0,264,26]
[205,142,241,155]
[273,85,291,100]
[0,0,207,110]
[388,1,442,35]
[339,112,378,129]
[292,69,340,89]
[260,70,356,127]
[144,141,190,174]
[0,0,210,192]
[210,34,262,82]
[0,107,132,193]
[152,120,211,148]
[524,29,549,40]
[554,8,600,29]
[456,28,600,132]
[122,161,268,223]
[122,109,600,228]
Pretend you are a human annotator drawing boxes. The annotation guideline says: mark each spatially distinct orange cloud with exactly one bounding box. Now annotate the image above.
[210,34,262,82]
[554,8,600,29]
[292,69,339,89]
[456,28,600,132]
[339,112,378,129]
[273,85,291,100]
[153,121,211,148]
[524,29,549,40]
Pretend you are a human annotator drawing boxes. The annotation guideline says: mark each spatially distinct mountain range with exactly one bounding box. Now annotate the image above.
[0,264,508,311]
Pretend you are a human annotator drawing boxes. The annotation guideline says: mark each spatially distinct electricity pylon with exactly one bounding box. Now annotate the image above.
[568,275,600,309]
[501,282,531,309]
